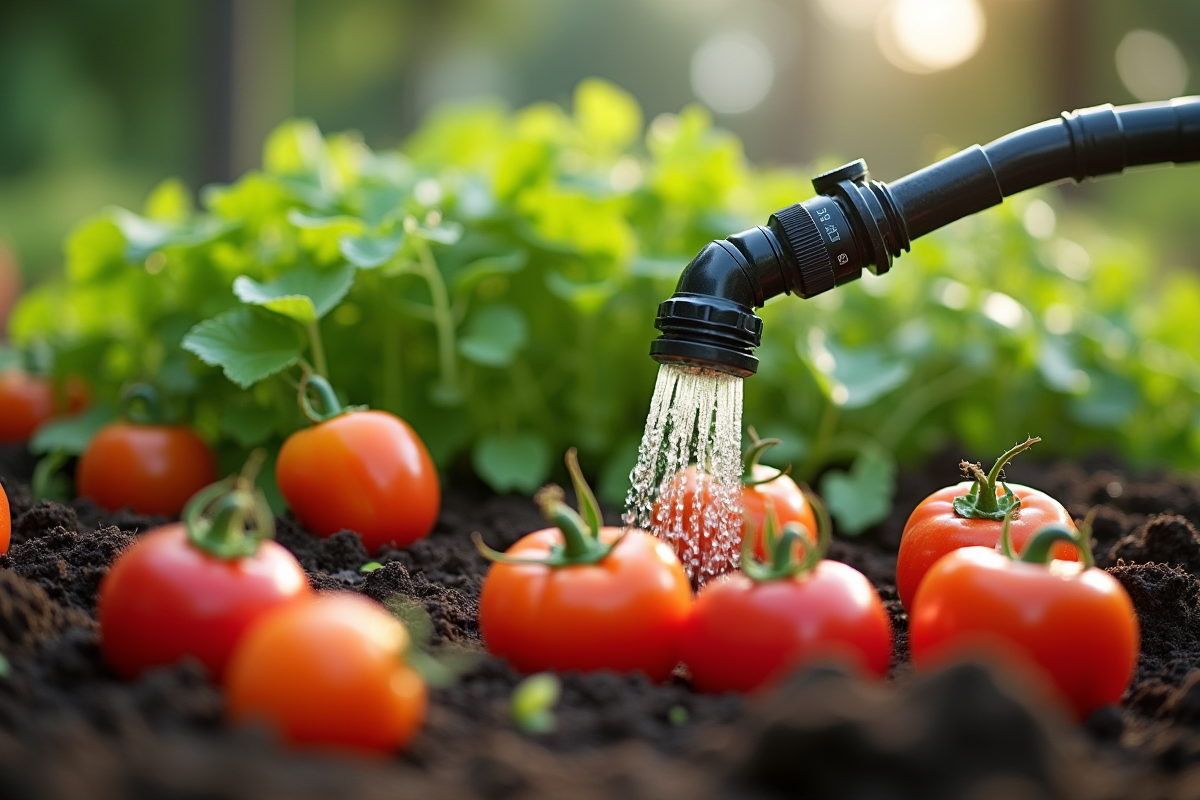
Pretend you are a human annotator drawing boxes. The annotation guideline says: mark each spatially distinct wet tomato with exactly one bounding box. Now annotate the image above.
[276,410,439,552]
[655,464,816,574]
[896,438,1075,609]
[97,472,310,681]
[226,593,427,755]
[477,452,692,681]
[77,422,217,515]
[908,520,1138,720]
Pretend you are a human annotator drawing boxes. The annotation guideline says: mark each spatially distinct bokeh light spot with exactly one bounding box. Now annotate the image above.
[877,0,986,74]
[1115,29,1189,101]
[690,32,776,114]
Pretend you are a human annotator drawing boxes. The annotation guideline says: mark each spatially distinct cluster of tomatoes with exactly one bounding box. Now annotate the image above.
[95,457,431,756]
[0,368,442,756]
[477,436,1139,723]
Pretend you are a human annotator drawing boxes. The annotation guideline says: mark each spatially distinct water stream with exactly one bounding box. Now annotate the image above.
[625,363,744,585]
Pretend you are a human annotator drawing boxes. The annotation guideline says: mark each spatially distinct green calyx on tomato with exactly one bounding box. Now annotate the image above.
[741,492,832,583]
[952,436,1041,521]
[182,451,275,560]
[740,427,790,488]
[472,448,626,568]
[998,507,1095,568]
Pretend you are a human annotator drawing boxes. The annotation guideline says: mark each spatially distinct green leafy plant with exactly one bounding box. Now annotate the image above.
[10,79,1200,531]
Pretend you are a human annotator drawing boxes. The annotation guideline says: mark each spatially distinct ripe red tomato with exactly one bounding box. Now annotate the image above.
[908,544,1139,719]
[0,482,9,555]
[479,526,692,681]
[682,560,892,692]
[77,422,218,515]
[896,439,1074,609]
[654,464,817,580]
[0,370,55,442]
[226,593,427,755]
[276,410,439,552]
[0,371,92,443]
[98,523,310,681]
[898,481,1075,609]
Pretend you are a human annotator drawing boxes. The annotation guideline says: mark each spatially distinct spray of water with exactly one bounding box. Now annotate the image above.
[625,364,744,585]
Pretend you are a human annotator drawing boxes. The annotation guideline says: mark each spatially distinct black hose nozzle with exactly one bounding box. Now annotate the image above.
[651,96,1200,377]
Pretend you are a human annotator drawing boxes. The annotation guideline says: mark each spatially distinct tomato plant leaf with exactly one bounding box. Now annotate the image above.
[233,265,357,323]
[339,231,405,268]
[807,336,911,409]
[472,432,551,494]
[182,307,306,388]
[29,404,116,456]
[819,446,896,537]
[458,305,528,367]
[221,403,281,447]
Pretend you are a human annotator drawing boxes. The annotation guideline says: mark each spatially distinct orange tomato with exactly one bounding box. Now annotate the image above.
[76,422,217,515]
[226,593,427,754]
[478,527,692,681]
[275,410,439,551]
[897,481,1075,609]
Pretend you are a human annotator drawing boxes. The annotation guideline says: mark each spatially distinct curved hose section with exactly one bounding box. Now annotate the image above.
[890,97,1200,240]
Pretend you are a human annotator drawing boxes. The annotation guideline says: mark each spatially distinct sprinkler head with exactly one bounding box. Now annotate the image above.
[650,292,763,377]
[650,159,911,377]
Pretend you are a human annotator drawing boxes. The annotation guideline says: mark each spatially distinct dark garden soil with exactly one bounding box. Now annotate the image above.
[5,444,1200,799]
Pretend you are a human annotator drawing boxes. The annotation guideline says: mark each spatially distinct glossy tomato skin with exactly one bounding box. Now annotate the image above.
[654,465,817,574]
[682,561,892,693]
[77,423,217,516]
[479,527,692,681]
[226,593,427,755]
[909,546,1139,719]
[276,410,439,552]
[97,523,310,681]
[0,371,55,442]
[897,482,1076,609]
[0,481,9,554]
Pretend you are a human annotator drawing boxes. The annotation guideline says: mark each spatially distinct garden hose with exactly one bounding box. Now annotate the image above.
[650,96,1200,377]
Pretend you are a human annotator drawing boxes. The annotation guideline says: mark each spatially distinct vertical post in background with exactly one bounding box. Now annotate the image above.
[201,0,295,184]
[201,0,236,185]
[1054,0,1088,112]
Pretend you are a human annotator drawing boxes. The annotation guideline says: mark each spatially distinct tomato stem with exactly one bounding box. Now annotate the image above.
[297,370,358,423]
[741,427,790,487]
[1003,508,1096,568]
[472,449,625,568]
[305,320,329,378]
[182,450,274,560]
[952,437,1040,521]
[412,238,462,406]
[741,491,831,582]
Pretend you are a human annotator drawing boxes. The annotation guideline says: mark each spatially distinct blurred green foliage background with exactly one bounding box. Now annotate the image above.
[0,0,1198,529]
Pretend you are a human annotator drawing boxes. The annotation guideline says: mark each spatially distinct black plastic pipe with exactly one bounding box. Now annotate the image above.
[650,97,1200,377]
